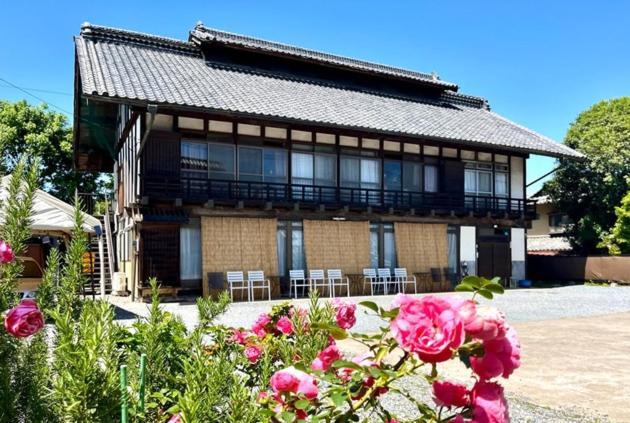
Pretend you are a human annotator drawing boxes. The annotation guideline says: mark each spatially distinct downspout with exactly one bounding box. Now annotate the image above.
[136,104,158,161]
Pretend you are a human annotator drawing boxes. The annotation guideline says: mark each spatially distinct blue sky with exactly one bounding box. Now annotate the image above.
[1,1,628,195]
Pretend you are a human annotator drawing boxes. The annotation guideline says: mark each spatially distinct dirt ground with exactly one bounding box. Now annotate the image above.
[340,312,630,422]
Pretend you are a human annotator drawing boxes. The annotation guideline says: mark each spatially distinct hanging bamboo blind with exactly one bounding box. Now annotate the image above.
[303,220,370,274]
[394,223,448,273]
[201,217,278,293]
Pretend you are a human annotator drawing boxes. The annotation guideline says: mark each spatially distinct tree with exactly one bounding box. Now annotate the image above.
[545,97,630,253]
[0,100,109,202]
[600,186,630,255]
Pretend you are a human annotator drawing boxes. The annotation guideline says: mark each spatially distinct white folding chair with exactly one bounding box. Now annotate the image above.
[377,268,394,295]
[248,270,271,301]
[289,269,309,299]
[394,268,417,294]
[227,271,249,302]
[363,268,383,295]
[309,269,329,297]
[327,269,350,297]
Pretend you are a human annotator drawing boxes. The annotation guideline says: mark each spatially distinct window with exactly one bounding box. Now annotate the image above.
[384,160,402,191]
[291,152,336,186]
[465,162,493,196]
[403,161,422,192]
[181,141,209,177]
[180,221,202,281]
[369,223,397,269]
[340,156,380,189]
[209,143,235,180]
[424,165,439,192]
[549,214,570,228]
[238,146,263,181]
[447,226,459,285]
[264,149,288,183]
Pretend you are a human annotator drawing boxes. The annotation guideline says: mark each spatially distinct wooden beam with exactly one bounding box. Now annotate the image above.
[115,111,140,155]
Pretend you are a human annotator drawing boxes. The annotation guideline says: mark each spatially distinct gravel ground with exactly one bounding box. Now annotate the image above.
[111,284,630,332]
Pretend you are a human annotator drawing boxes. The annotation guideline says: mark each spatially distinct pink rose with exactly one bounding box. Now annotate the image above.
[432,380,469,408]
[470,381,510,423]
[311,344,342,371]
[471,325,521,380]
[230,328,248,344]
[245,345,263,363]
[167,413,182,423]
[4,299,44,338]
[390,295,465,363]
[276,316,294,335]
[0,240,14,264]
[465,306,506,341]
[252,313,271,338]
[270,367,318,399]
[333,298,356,330]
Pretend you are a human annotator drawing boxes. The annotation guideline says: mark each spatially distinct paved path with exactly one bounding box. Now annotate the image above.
[111,285,630,331]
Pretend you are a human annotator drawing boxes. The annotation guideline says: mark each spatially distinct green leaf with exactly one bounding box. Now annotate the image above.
[330,391,346,407]
[280,411,296,423]
[484,283,505,294]
[461,275,483,288]
[331,360,362,371]
[476,289,494,300]
[380,308,399,319]
[359,301,379,313]
[294,399,309,410]
[454,283,474,292]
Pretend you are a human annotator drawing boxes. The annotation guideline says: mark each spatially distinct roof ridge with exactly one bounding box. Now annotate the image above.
[191,24,458,89]
[204,61,466,110]
[80,22,198,54]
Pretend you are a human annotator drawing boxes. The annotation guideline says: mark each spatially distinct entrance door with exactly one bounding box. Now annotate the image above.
[477,242,511,281]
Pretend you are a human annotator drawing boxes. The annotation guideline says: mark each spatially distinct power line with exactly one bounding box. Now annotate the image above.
[0,76,113,133]
[0,82,72,97]
[0,77,74,117]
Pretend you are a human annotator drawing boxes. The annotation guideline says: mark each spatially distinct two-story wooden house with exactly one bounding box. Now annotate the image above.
[72,23,582,299]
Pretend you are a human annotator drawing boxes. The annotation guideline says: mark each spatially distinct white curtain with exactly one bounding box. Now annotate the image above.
[369,227,379,268]
[291,152,313,184]
[361,159,380,188]
[495,172,508,196]
[465,169,476,193]
[291,226,305,270]
[277,226,287,277]
[180,223,202,280]
[340,157,360,187]
[384,230,396,269]
[424,165,438,192]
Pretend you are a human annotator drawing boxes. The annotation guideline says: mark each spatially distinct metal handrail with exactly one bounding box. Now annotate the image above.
[142,175,536,215]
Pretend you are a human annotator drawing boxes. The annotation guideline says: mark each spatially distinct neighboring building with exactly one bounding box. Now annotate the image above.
[528,195,572,255]
[72,23,582,299]
[0,175,101,294]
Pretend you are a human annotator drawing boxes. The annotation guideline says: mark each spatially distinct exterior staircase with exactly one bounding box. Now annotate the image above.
[81,202,115,298]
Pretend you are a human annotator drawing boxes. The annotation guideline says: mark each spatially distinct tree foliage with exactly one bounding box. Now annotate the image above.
[545,97,630,253]
[600,187,630,255]
[0,99,109,202]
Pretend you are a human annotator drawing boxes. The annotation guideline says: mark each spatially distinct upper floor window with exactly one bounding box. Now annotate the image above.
[340,156,380,190]
[209,143,235,180]
[402,161,438,193]
[291,152,336,186]
[465,162,493,196]
[237,146,288,183]
[181,141,209,178]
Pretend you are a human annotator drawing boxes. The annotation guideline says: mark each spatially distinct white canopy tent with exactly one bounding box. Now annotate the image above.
[0,175,101,235]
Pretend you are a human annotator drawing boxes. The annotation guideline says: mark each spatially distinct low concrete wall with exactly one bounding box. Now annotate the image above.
[527,255,630,283]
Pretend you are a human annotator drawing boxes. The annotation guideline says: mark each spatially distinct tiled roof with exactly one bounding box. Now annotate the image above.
[527,235,573,252]
[189,24,458,90]
[75,24,583,159]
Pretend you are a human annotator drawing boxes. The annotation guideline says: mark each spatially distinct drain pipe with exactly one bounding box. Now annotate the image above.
[136,104,158,161]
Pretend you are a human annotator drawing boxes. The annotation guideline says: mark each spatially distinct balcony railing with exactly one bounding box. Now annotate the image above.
[142,175,536,216]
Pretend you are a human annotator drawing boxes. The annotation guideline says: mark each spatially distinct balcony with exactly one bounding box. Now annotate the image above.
[142,175,536,218]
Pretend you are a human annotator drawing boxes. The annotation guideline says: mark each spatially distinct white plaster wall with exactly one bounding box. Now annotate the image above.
[510,228,526,261]
[510,156,524,199]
